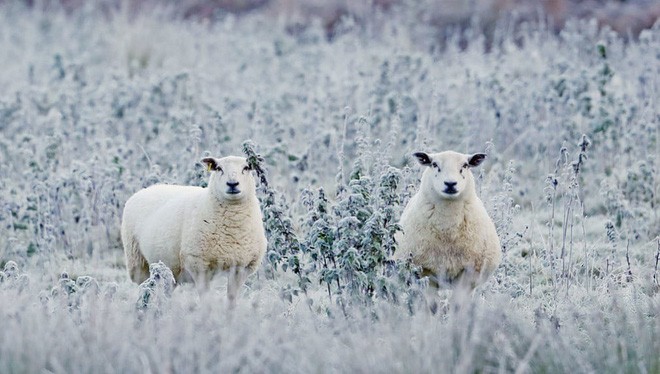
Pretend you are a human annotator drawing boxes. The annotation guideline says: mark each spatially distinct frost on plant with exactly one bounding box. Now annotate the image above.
[136,261,176,314]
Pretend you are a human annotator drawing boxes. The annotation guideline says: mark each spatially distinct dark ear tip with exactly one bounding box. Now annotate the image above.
[413,152,432,166]
[468,153,487,167]
[201,157,218,171]
[413,152,430,160]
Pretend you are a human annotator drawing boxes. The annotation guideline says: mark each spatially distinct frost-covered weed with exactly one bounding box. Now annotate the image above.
[0,2,658,372]
[246,138,422,311]
[136,261,176,315]
[0,261,29,292]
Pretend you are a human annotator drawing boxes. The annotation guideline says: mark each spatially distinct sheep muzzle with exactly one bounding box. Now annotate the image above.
[226,180,241,195]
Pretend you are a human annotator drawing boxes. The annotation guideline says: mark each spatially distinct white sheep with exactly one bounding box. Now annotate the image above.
[394,151,501,295]
[121,155,267,302]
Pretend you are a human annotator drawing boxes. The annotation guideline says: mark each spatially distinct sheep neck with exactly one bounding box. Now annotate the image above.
[199,194,257,226]
[421,190,473,232]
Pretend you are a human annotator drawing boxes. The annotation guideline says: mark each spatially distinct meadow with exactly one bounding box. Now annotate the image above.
[0,2,658,372]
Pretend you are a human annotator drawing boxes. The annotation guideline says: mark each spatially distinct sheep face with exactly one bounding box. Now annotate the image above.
[414,151,486,200]
[202,156,256,202]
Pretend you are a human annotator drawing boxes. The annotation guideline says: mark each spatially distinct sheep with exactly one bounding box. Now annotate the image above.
[121,155,267,303]
[394,151,501,302]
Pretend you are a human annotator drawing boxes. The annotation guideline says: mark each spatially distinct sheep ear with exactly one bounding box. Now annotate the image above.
[413,152,432,166]
[468,153,486,167]
[201,157,219,172]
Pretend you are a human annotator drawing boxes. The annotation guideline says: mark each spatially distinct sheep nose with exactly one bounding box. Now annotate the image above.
[227,181,239,188]
[444,181,457,188]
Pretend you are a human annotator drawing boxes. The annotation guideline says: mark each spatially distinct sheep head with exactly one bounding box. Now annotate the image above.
[413,151,486,201]
[202,156,256,203]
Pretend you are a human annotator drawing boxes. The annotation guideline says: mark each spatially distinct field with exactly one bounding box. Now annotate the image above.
[0,2,659,372]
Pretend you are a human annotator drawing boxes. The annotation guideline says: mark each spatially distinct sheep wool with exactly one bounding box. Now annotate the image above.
[121,156,267,301]
[394,151,501,290]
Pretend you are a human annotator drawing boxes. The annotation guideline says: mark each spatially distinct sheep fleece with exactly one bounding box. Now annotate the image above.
[122,184,266,282]
[395,156,501,287]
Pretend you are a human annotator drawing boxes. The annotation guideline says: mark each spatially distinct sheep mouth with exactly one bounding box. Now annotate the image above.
[443,188,458,195]
[226,188,242,195]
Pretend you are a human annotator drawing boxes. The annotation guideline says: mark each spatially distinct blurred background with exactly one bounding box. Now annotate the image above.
[5,0,660,38]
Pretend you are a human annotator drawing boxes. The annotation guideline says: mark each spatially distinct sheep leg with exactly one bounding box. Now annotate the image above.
[425,284,440,314]
[423,275,450,315]
[182,255,213,290]
[125,237,149,283]
[227,267,248,306]
[450,269,477,310]
[427,288,452,315]
[421,269,447,314]
[192,272,212,291]
[183,267,212,291]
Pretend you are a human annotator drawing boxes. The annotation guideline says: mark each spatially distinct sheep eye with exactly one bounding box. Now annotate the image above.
[431,162,438,169]
[242,165,252,173]
[462,163,468,169]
